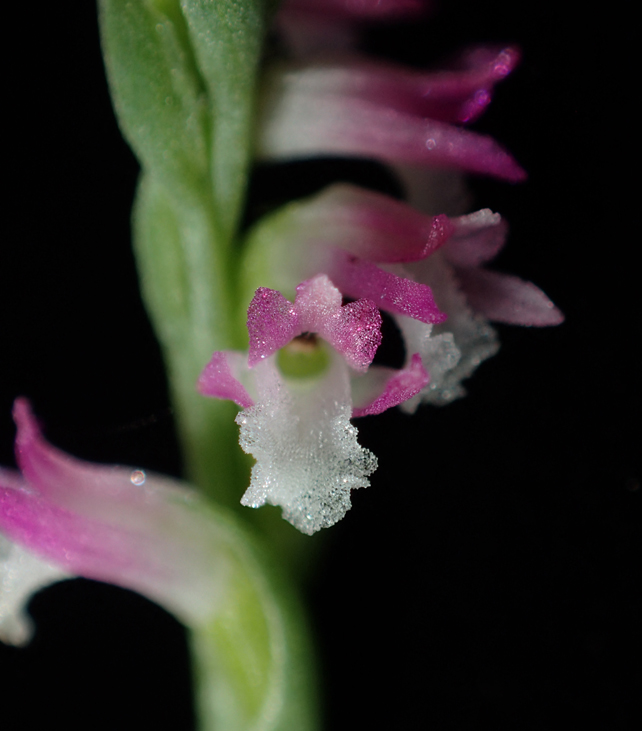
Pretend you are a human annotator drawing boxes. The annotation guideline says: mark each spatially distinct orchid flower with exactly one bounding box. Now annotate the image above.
[198,274,428,534]
[241,183,562,411]
[257,48,525,182]
[0,399,316,729]
[2,2,564,729]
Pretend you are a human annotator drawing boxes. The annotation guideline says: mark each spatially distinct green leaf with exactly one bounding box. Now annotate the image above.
[180,0,275,242]
[99,0,209,198]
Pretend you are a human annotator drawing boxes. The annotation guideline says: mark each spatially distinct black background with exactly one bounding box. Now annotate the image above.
[1,1,639,729]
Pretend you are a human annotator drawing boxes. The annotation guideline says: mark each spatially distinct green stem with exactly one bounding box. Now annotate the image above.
[190,514,319,731]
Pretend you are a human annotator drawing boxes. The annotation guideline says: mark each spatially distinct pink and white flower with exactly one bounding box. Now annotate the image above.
[241,184,563,409]
[0,399,233,644]
[258,47,525,182]
[198,275,429,534]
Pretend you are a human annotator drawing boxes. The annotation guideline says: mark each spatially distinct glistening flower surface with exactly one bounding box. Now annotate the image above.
[241,184,563,409]
[199,275,429,535]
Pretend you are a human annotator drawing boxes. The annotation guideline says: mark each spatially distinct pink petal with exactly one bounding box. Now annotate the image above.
[14,398,172,515]
[412,46,521,124]
[259,74,527,181]
[444,209,508,267]
[295,275,383,371]
[5,400,229,626]
[245,276,382,372]
[197,351,255,408]
[0,467,25,492]
[328,250,447,324]
[297,184,454,263]
[276,48,519,125]
[455,268,565,326]
[247,287,298,367]
[352,354,429,417]
[0,486,161,583]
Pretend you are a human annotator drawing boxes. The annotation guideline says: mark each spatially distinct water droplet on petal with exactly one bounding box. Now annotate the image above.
[130,470,146,486]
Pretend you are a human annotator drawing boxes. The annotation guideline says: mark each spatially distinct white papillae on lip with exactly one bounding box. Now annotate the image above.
[237,354,377,535]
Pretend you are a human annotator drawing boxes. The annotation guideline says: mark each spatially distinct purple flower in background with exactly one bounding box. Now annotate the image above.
[277,0,431,56]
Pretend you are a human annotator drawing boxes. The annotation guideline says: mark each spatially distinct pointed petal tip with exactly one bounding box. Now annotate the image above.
[11,397,34,433]
[198,352,255,408]
[457,268,564,327]
[352,353,429,417]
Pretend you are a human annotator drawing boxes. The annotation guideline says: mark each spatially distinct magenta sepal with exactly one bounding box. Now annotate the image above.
[1,400,228,628]
[260,80,526,182]
[278,47,520,125]
[454,268,565,326]
[352,354,429,417]
[328,249,447,324]
[197,351,255,408]
[300,184,455,263]
[0,484,163,582]
[247,275,382,372]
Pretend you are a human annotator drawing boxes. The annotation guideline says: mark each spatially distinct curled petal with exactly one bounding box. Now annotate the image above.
[0,470,70,645]
[328,250,447,324]
[272,48,519,124]
[445,209,508,267]
[237,356,376,535]
[352,353,429,417]
[410,45,521,124]
[259,71,526,182]
[4,400,231,627]
[197,351,255,408]
[455,268,565,326]
[394,256,499,406]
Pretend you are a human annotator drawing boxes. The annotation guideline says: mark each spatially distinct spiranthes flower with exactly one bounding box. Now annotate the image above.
[257,47,525,182]
[0,399,231,643]
[198,274,429,535]
[241,183,563,408]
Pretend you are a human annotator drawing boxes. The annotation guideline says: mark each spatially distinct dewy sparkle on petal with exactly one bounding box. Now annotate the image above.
[199,275,429,534]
